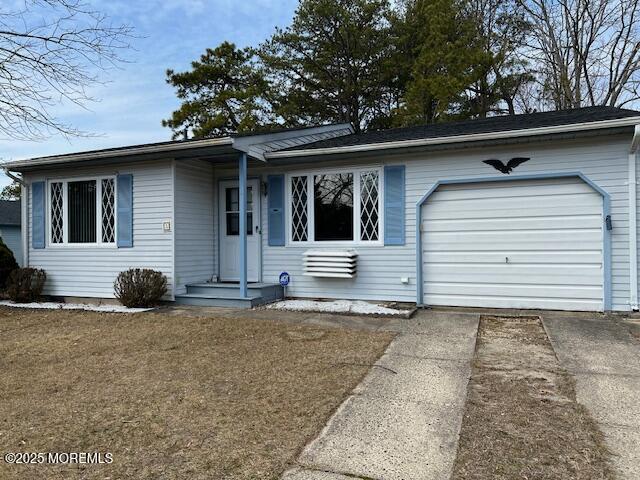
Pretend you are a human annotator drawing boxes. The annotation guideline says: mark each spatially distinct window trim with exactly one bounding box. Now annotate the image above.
[46,175,117,248]
[285,166,384,246]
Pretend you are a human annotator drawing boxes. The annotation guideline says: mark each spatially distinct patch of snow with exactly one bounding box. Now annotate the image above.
[266,299,406,316]
[0,300,152,313]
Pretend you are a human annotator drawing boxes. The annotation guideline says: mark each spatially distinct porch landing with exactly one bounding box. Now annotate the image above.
[174,282,284,308]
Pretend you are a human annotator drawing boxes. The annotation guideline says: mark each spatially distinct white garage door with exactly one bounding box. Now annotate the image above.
[421,177,604,311]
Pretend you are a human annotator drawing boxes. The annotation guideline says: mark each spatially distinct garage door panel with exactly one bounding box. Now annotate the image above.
[424,241,601,252]
[424,195,599,220]
[421,177,604,311]
[424,204,601,221]
[423,215,602,232]
[423,251,603,264]
[424,282,602,299]
[423,230,602,246]
[428,185,599,203]
[423,293,603,311]
[423,266,602,286]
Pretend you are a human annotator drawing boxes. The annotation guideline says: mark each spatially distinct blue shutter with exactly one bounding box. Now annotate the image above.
[384,165,405,245]
[32,181,45,249]
[267,175,285,246]
[117,174,133,248]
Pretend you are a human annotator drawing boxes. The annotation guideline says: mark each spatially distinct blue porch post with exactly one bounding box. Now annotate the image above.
[239,152,248,298]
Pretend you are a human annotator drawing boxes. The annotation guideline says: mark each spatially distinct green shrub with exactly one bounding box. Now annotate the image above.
[114,268,167,308]
[0,237,19,291]
[6,268,46,303]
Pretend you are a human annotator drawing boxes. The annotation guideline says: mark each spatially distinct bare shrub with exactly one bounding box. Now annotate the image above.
[114,269,167,308]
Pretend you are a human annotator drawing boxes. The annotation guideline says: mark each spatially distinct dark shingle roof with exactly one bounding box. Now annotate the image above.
[287,106,640,151]
[0,200,21,226]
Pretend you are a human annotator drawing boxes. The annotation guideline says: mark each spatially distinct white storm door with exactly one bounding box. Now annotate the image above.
[219,179,260,282]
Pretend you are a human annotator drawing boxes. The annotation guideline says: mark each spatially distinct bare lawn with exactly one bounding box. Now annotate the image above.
[0,307,393,479]
[452,315,614,480]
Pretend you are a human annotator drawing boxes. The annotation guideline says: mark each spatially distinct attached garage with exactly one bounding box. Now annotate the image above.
[418,175,608,311]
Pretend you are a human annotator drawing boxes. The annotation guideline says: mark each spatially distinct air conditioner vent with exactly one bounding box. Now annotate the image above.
[303,249,357,278]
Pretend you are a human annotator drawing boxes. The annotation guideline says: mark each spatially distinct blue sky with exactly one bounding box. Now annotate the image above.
[0,0,299,188]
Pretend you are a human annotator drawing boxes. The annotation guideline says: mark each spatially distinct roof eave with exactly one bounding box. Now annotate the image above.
[2,136,234,171]
[1,122,356,170]
[232,123,354,161]
[266,116,640,159]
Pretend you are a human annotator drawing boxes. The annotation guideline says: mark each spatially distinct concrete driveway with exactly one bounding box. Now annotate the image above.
[542,312,640,479]
[281,310,480,480]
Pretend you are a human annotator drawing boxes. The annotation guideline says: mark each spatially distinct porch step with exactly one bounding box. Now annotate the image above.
[174,294,264,308]
[174,282,284,308]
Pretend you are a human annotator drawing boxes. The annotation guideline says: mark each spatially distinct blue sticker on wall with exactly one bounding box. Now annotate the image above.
[279,272,290,287]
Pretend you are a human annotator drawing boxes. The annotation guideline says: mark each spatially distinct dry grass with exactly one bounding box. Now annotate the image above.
[452,315,615,480]
[0,307,393,480]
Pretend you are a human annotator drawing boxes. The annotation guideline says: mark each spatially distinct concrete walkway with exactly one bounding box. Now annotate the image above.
[281,310,480,480]
[543,312,640,479]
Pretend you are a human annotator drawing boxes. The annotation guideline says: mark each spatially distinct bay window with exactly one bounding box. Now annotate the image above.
[289,168,381,244]
[48,177,116,245]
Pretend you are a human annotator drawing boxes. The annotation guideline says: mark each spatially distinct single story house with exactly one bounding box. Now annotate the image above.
[4,106,640,312]
[0,199,22,266]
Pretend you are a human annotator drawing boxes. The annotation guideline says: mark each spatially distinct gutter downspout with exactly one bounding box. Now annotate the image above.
[629,125,640,311]
[2,167,28,268]
[2,167,26,187]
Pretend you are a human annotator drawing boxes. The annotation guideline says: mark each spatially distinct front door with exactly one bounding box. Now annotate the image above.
[219,179,260,282]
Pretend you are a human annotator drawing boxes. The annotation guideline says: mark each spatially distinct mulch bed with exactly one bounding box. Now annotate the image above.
[452,315,615,480]
[0,307,393,479]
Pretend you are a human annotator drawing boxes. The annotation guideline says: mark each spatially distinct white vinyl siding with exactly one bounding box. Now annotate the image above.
[253,134,632,311]
[25,159,175,299]
[420,177,604,311]
[174,160,215,294]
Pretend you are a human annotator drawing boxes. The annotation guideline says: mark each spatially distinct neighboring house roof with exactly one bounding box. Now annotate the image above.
[268,106,640,158]
[0,200,21,226]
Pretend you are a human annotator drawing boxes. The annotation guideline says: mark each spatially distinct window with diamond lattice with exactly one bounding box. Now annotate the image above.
[101,178,115,243]
[360,171,379,241]
[50,182,64,244]
[291,176,308,242]
[47,176,116,246]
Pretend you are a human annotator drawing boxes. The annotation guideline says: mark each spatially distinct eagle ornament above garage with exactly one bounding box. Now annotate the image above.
[482,157,530,174]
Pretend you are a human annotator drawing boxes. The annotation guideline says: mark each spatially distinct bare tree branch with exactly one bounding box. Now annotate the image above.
[0,0,133,140]
[520,0,640,110]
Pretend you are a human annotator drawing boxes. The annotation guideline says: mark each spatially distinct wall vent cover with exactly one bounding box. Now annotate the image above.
[303,250,357,278]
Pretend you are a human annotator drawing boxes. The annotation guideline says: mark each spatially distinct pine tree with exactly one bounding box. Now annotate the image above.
[163,42,276,139]
[260,0,394,132]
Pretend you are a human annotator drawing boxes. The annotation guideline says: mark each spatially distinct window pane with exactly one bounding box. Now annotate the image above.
[226,213,239,235]
[50,182,64,244]
[360,171,380,241]
[226,188,239,211]
[101,179,115,243]
[68,180,96,243]
[314,173,353,241]
[226,213,253,236]
[291,176,308,241]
